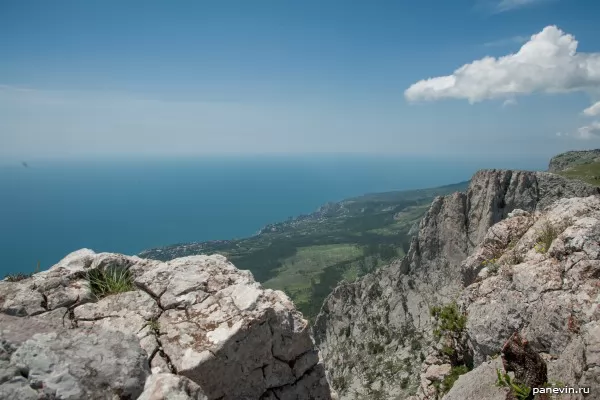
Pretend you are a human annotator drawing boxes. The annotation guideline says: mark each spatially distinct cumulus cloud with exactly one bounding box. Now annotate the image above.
[577,122,600,139]
[405,26,600,103]
[583,101,600,116]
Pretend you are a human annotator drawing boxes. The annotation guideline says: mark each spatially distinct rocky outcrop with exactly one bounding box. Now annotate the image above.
[454,195,600,399]
[548,149,600,172]
[0,251,333,399]
[443,359,509,400]
[314,169,599,399]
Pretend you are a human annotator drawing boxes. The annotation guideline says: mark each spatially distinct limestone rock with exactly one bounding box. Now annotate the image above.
[314,169,599,399]
[0,250,332,400]
[1,314,150,399]
[138,373,208,400]
[442,359,509,400]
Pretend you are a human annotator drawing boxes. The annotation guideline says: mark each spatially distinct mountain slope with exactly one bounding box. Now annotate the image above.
[313,169,599,399]
[548,149,600,173]
[139,181,468,320]
[549,149,600,186]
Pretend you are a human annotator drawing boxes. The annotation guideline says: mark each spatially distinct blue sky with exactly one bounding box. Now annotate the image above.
[1,0,600,160]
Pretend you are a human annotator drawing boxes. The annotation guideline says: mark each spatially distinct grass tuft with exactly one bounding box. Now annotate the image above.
[534,222,558,254]
[496,369,531,400]
[4,261,42,282]
[86,264,134,299]
[4,272,32,282]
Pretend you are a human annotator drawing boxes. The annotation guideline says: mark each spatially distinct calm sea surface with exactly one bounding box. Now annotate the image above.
[0,154,547,276]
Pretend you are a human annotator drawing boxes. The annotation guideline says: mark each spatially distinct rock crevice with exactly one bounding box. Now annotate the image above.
[1,251,333,400]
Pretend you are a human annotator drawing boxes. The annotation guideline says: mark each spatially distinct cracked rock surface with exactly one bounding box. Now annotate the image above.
[454,195,600,399]
[313,169,600,399]
[0,251,332,399]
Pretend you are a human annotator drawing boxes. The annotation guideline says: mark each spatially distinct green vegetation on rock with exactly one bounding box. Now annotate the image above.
[549,149,600,186]
[556,161,600,186]
[534,221,558,254]
[440,365,469,394]
[496,369,532,400]
[86,265,135,299]
[4,261,41,282]
[430,302,467,339]
[3,272,32,282]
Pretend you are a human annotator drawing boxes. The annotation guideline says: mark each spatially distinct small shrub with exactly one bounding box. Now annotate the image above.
[367,341,385,355]
[410,338,421,351]
[496,369,532,400]
[364,369,378,386]
[86,264,134,299]
[4,261,42,282]
[482,258,500,274]
[506,250,524,265]
[400,377,410,389]
[430,302,467,339]
[341,326,351,338]
[442,345,455,357]
[333,375,350,392]
[383,360,402,376]
[534,222,558,254]
[4,272,32,282]
[146,318,160,334]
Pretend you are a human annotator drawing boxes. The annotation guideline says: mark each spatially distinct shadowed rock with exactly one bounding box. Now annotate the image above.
[1,251,333,400]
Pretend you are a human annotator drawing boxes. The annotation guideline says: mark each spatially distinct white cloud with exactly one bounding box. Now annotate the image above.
[495,0,555,12]
[577,121,600,139]
[405,26,600,103]
[502,98,518,107]
[557,122,600,140]
[583,101,600,116]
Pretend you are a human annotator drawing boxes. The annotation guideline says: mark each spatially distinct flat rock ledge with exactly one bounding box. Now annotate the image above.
[0,251,333,400]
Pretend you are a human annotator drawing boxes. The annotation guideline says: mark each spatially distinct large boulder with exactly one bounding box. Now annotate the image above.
[442,359,510,400]
[1,251,333,400]
[0,314,150,399]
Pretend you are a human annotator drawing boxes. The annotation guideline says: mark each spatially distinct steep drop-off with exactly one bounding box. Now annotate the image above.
[314,170,599,399]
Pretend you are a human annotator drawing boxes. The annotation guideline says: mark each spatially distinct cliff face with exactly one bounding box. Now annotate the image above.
[445,195,600,400]
[548,149,600,172]
[313,170,599,400]
[0,251,333,400]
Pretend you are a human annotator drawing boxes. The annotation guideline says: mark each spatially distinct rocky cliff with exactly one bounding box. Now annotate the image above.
[445,195,600,400]
[313,169,599,399]
[0,251,333,399]
[548,149,600,172]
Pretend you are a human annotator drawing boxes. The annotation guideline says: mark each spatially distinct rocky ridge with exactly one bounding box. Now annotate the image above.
[0,251,333,399]
[314,169,600,399]
[548,149,600,173]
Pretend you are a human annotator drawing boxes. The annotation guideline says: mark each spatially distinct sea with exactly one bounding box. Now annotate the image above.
[0,154,548,277]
